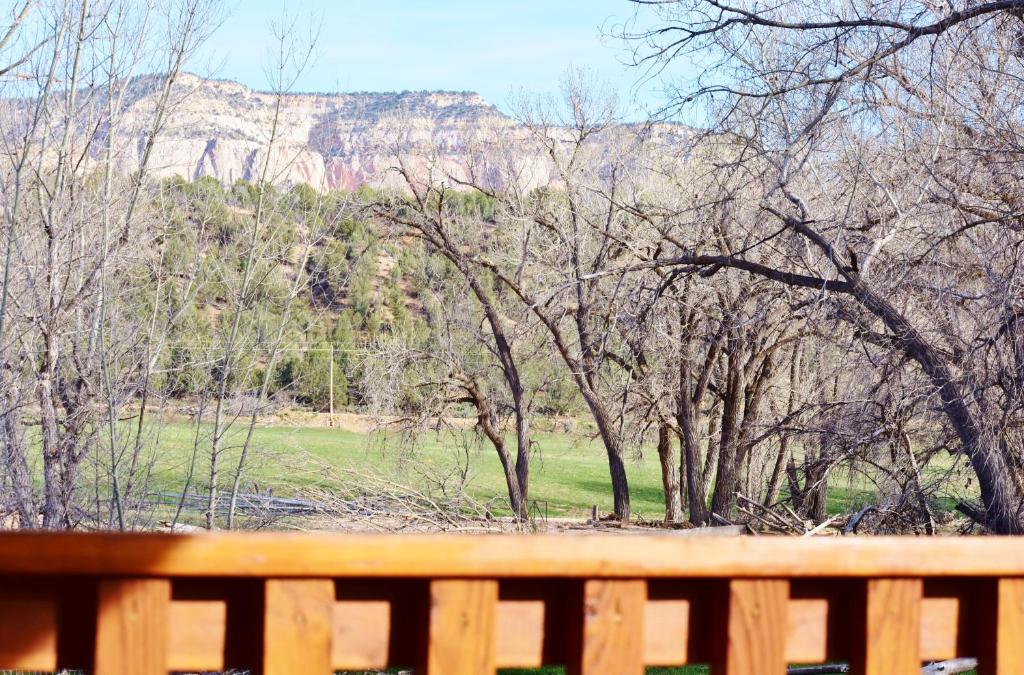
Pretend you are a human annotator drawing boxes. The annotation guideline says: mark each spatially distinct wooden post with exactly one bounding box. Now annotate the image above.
[94,578,170,675]
[328,343,335,427]
[426,579,498,675]
[977,578,1024,674]
[262,579,334,675]
[570,579,646,675]
[713,579,789,675]
[854,578,922,675]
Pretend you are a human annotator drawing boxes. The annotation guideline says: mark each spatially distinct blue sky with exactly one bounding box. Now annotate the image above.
[194,0,672,118]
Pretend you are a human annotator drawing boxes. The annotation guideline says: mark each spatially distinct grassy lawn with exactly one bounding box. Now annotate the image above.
[124,416,975,521]
[142,420,675,519]
[56,412,972,524]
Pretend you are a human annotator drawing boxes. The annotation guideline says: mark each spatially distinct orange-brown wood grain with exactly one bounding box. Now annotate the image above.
[93,578,170,675]
[157,590,969,671]
[167,600,225,672]
[426,579,498,675]
[0,594,57,670]
[0,535,1016,674]
[644,598,690,665]
[858,578,923,675]
[496,599,545,668]
[332,597,390,670]
[714,579,789,675]
[2,533,1024,578]
[993,578,1024,674]
[570,579,646,675]
[920,596,959,661]
[262,579,334,675]
[785,597,827,664]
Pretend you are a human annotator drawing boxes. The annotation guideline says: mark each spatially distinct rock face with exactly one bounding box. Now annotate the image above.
[116,73,526,191]
[3,73,687,191]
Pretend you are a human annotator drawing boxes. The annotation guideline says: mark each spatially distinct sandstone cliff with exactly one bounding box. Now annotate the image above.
[115,73,525,190]
[8,73,687,192]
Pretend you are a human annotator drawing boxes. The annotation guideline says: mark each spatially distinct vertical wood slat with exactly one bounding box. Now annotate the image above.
[167,600,226,672]
[992,578,1024,674]
[426,579,498,675]
[94,578,170,675]
[858,578,923,675]
[715,579,789,675]
[0,594,58,670]
[571,579,646,675]
[263,579,335,675]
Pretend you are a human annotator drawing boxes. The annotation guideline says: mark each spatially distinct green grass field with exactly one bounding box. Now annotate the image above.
[144,420,675,519]
[126,416,971,522]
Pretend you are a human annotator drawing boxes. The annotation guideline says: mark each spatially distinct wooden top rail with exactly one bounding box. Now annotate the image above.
[0,533,1022,674]
[0,532,1023,577]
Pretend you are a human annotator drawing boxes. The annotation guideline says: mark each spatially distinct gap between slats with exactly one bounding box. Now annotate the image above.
[0,583,968,671]
[162,592,965,670]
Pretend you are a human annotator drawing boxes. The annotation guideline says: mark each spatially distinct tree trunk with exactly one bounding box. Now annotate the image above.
[658,423,682,522]
[852,279,1024,533]
[495,440,526,521]
[38,338,64,529]
[764,440,788,507]
[764,342,803,506]
[586,396,631,520]
[700,402,721,502]
[1,370,34,527]
[514,407,530,516]
[464,373,529,521]
[786,455,804,512]
[711,346,746,518]
[802,448,829,523]
[465,274,531,521]
[678,392,708,524]
[899,430,935,535]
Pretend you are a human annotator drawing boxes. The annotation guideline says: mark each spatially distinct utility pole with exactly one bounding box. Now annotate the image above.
[328,343,335,427]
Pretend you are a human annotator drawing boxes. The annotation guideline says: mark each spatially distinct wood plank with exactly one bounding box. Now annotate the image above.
[481,593,953,669]
[858,578,923,675]
[416,592,957,670]
[3,533,1024,578]
[644,598,690,665]
[920,596,959,661]
[760,594,959,666]
[713,579,788,675]
[496,599,545,668]
[786,597,827,664]
[570,579,645,675]
[167,600,226,672]
[332,598,390,670]
[426,579,498,675]
[993,578,1024,674]
[263,579,334,675]
[94,578,170,675]
[0,595,58,670]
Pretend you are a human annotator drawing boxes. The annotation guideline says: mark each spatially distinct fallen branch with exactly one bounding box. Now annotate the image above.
[955,501,987,527]
[785,658,977,675]
[736,493,805,533]
[802,513,843,537]
[787,665,848,674]
[844,505,879,534]
[921,657,978,674]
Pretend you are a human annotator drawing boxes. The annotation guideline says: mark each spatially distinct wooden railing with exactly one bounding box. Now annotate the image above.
[0,533,1021,674]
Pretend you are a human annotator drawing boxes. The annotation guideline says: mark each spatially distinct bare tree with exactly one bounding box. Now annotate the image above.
[374,161,539,520]
[622,0,1024,533]
[201,11,322,529]
[0,0,218,528]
